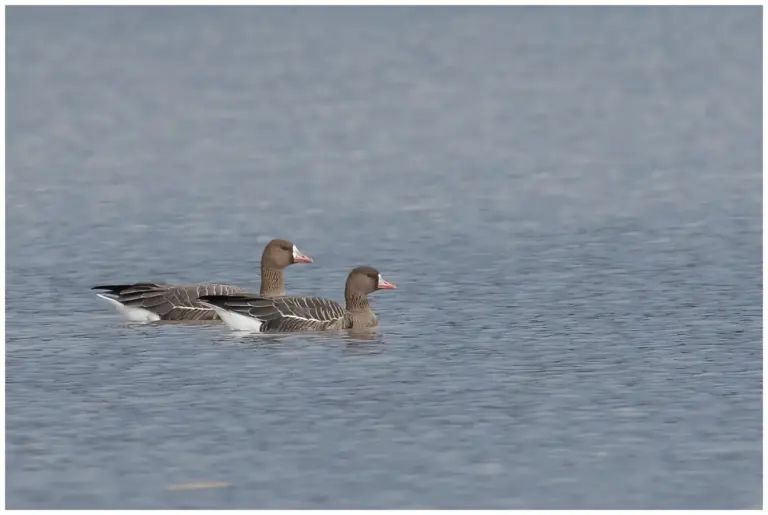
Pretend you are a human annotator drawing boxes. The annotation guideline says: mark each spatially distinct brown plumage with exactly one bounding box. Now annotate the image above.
[92,239,312,321]
[199,266,397,332]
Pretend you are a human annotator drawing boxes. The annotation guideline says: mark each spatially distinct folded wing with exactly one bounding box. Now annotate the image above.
[199,294,346,332]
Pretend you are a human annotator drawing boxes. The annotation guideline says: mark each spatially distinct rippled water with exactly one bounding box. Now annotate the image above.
[6,6,762,509]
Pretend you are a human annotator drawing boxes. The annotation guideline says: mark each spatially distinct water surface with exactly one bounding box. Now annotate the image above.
[6,6,762,509]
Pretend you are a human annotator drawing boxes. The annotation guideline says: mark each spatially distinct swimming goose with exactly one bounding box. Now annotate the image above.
[198,266,396,332]
[92,239,312,322]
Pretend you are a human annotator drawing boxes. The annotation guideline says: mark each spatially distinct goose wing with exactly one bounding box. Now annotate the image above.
[199,294,346,332]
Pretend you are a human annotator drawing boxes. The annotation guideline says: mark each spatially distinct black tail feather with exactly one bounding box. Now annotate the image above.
[91,283,164,294]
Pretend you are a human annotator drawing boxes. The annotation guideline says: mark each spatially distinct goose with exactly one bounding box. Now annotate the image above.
[198,266,396,332]
[92,239,312,322]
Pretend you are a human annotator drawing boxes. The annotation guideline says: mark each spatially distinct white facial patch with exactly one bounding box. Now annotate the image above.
[293,245,299,259]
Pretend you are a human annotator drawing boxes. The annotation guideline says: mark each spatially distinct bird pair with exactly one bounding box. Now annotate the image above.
[92,239,396,333]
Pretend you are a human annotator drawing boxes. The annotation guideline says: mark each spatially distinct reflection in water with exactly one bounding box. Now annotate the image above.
[207,327,388,354]
[341,331,387,356]
[344,329,380,342]
[219,332,293,346]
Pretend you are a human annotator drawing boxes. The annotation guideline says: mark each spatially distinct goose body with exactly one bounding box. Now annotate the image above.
[200,266,396,332]
[199,294,349,332]
[92,239,312,322]
[94,283,247,322]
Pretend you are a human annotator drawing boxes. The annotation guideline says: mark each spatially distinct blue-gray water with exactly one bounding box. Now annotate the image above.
[6,6,762,509]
